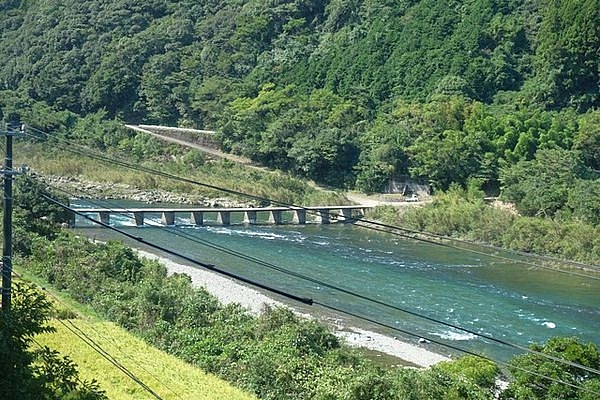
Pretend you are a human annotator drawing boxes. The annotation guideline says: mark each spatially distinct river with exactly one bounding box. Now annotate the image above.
[72,200,600,363]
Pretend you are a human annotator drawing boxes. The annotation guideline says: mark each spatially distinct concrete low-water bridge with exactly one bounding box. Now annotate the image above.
[72,205,371,227]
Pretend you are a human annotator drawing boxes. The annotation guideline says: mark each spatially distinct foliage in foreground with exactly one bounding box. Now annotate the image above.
[36,319,257,400]
[0,282,106,400]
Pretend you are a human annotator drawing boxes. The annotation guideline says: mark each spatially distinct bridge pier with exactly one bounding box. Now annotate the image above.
[315,209,330,224]
[99,211,110,225]
[268,210,282,225]
[292,209,306,224]
[191,211,204,226]
[217,211,231,225]
[162,211,175,226]
[133,212,145,226]
[244,210,257,224]
[336,208,353,222]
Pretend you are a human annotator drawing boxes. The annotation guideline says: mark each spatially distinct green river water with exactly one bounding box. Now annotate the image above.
[73,200,600,363]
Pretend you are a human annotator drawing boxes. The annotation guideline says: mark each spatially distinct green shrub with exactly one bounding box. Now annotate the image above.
[0,282,107,399]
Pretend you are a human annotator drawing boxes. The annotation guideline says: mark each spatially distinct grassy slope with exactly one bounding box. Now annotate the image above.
[19,140,347,206]
[36,318,256,400]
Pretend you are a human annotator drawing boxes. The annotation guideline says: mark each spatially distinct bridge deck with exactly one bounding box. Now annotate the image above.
[74,205,366,213]
[72,205,370,226]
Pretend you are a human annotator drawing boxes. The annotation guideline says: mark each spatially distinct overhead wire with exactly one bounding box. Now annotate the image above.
[22,124,600,280]
[50,182,600,377]
[18,269,184,399]
[39,186,600,380]
[76,323,182,399]
[315,301,600,397]
[41,193,600,397]
[58,318,166,400]
[42,192,313,306]
[19,125,600,389]
[355,218,600,280]
[12,270,181,399]
[21,125,600,373]
[23,198,600,398]
[21,276,169,400]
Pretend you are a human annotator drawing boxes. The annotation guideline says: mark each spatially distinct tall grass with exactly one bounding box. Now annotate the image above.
[36,319,256,400]
[17,141,348,206]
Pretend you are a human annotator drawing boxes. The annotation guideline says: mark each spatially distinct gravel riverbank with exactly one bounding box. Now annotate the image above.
[42,174,450,367]
[41,174,249,207]
[135,249,450,368]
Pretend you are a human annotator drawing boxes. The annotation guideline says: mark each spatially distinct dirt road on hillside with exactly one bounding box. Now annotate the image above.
[126,124,428,207]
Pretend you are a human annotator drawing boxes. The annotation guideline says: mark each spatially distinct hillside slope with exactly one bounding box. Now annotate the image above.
[36,319,256,400]
[0,0,598,192]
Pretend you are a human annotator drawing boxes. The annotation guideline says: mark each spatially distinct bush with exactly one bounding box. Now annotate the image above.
[502,337,600,400]
[0,282,106,399]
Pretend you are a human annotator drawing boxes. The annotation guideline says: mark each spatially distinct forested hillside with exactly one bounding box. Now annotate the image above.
[0,0,598,201]
[2,3,600,398]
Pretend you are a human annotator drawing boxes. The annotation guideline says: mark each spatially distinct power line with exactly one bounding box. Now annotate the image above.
[45,198,600,397]
[23,273,171,399]
[22,125,600,280]
[39,188,600,380]
[30,337,95,390]
[18,181,599,397]
[77,323,182,399]
[19,127,600,382]
[315,301,600,397]
[22,273,184,399]
[42,193,313,306]
[58,319,166,400]
[23,205,600,398]
[353,219,600,280]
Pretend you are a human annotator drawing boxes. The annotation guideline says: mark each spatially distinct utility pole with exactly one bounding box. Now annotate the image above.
[1,121,25,311]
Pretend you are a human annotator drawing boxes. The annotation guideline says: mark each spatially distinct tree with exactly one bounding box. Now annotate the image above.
[355,112,416,193]
[567,179,600,226]
[12,175,76,258]
[288,127,359,186]
[409,128,494,190]
[502,337,600,400]
[14,176,72,239]
[500,148,587,218]
[0,282,106,399]
[534,0,600,111]
[573,109,600,171]
[436,355,500,393]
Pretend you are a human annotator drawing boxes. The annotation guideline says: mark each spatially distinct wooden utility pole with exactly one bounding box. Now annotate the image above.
[1,121,24,310]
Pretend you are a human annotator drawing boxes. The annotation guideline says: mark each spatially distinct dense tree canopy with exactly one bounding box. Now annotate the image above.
[0,0,598,212]
[502,337,600,400]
